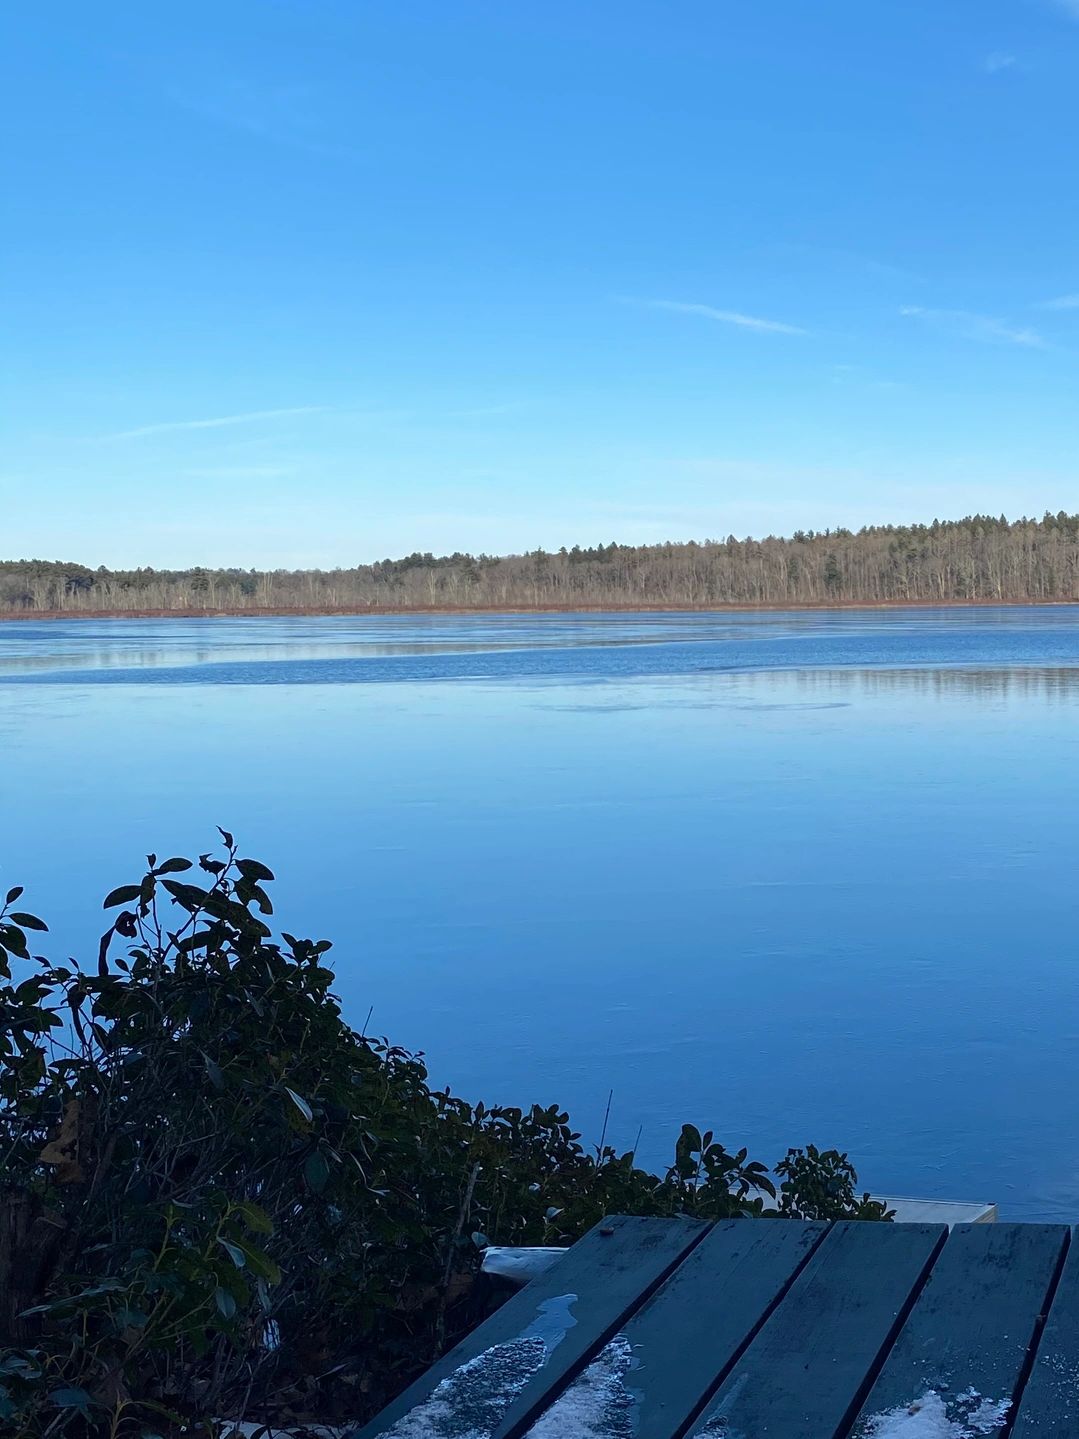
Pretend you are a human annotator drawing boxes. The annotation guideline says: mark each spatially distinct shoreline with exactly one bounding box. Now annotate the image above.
[0,597,1077,623]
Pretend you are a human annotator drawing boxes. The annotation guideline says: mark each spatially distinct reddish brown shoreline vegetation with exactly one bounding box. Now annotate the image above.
[3,596,1079,623]
[5,512,1079,617]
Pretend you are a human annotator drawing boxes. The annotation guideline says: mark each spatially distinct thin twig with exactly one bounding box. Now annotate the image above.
[597,1089,613,1161]
[434,1160,481,1357]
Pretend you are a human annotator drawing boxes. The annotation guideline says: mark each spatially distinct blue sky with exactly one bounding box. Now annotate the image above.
[5,0,1079,567]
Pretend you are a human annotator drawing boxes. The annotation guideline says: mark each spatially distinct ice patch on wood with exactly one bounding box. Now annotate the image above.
[859,1388,1011,1438]
[219,1426,346,1438]
[527,1334,637,1438]
[381,1294,578,1439]
[481,1247,568,1285]
[694,1387,1012,1439]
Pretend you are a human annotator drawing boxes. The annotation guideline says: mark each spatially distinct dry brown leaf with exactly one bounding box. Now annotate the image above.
[38,1099,84,1183]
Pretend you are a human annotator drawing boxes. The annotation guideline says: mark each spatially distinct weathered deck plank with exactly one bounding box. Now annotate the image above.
[353,1214,709,1439]
[524,1219,829,1439]
[683,1221,946,1439]
[850,1222,1068,1438]
[1004,1227,1078,1439]
[357,1217,1079,1439]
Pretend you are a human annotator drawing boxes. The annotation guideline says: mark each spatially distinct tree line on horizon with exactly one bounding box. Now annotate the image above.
[4,511,1079,613]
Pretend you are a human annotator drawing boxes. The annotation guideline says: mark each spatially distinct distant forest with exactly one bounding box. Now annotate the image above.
[5,512,1079,614]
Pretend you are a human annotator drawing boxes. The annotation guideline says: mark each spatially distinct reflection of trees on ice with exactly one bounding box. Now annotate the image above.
[382,1295,578,1439]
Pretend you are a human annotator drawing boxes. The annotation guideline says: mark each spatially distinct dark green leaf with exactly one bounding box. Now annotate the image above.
[176,929,217,953]
[50,1387,92,1410]
[283,1086,313,1123]
[0,1355,39,1378]
[248,884,273,915]
[161,880,210,908]
[5,886,23,904]
[10,912,47,931]
[219,1239,246,1268]
[233,1239,282,1284]
[214,1286,237,1318]
[236,1201,273,1235]
[680,1123,703,1152]
[304,1150,329,1193]
[154,857,193,875]
[203,1053,225,1090]
[237,858,275,883]
[97,926,115,975]
[103,885,141,909]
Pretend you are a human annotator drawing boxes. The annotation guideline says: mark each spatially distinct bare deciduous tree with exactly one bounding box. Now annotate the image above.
[3,513,1078,615]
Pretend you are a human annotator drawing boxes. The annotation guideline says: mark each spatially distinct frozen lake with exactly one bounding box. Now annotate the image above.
[3,605,1079,1218]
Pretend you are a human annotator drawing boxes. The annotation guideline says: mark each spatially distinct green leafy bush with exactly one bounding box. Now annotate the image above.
[0,837,887,1436]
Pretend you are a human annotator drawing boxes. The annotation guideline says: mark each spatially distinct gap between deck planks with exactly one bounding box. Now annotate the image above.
[848,1222,1068,1437]
[351,1213,711,1439]
[524,1218,829,1439]
[684,1221,948,1439]
[354,1217,1078,1439]
[1003,1225,1079,1439]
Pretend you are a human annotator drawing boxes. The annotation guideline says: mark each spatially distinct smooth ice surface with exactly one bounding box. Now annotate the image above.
[4,607,1079,1218]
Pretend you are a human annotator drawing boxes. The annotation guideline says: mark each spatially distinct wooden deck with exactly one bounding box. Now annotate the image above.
[355,1215,1079,1439]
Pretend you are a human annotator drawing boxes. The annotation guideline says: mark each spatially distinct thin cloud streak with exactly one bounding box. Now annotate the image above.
[1037,293,1079,310]
[984,52,1017,74]
[899,306,1045,348]
[103,406,329,441]
[627,298,809,336]
[765,241,924,285]
[164,75,363,161]
[765,241,926,286]
[184,465,297,479]
[444,402,529,419]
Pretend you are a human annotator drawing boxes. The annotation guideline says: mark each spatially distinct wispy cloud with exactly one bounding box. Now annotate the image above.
[183,465,297,480]
[829,363,906,392]
[444,402,530,419]
[984,52,1017,74]
[103,406,329,441]
[626,298,809,336]
[899,306,1046,348]
[764,241,923,286]
[1037,293,1079,310]
[165,74,360,161]
[1050,0,1079,18]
